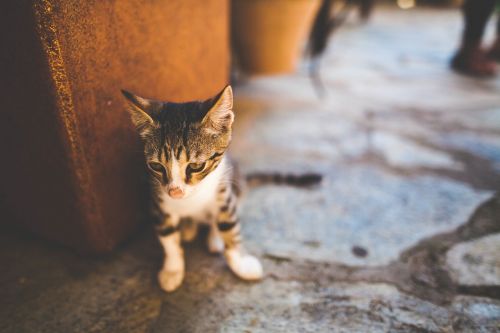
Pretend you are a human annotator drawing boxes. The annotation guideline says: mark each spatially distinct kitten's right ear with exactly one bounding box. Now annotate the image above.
[121,89,157,136]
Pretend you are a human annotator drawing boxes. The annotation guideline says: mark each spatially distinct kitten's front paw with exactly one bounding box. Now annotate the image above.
[226,250,263,281]
[158,269,184,292]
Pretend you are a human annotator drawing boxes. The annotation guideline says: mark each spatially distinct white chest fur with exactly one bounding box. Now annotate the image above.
[159,157,226,220]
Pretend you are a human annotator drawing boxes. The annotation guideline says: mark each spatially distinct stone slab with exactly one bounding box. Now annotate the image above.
[446,233,500,286]
[241,166,490,266]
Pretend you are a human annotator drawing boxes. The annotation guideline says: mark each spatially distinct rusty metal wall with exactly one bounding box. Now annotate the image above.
[0,0,229,253]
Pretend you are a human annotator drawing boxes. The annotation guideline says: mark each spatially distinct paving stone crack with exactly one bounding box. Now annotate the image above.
[262,194,500,306]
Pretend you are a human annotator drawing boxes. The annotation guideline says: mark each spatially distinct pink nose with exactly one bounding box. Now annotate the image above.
[168,187,184,199]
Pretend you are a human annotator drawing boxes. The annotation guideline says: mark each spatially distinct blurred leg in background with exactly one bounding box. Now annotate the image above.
[487,6,500,60]
[451,0,497,77]
[359,0,376,21]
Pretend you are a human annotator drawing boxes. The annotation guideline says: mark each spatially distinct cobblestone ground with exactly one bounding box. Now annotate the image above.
[1,6,500,333]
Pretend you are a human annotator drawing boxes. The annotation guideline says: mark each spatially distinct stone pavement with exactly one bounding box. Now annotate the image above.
[1,6,500,333]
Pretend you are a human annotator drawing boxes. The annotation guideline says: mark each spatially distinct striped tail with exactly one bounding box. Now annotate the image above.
[246,172,322,188]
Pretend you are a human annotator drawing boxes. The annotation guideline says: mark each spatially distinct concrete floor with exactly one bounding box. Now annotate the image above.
[2,6,500,333]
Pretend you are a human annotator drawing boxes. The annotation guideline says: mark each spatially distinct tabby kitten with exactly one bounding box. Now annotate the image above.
[122,85,263,292]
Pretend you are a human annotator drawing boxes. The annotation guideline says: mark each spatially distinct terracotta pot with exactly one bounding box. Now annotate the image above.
[232,0,321,75]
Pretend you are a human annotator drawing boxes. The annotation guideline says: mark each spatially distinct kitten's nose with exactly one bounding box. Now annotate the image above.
[168,187,184,199]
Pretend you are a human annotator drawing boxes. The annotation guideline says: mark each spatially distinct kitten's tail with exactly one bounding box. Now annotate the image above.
[245,172,322,188]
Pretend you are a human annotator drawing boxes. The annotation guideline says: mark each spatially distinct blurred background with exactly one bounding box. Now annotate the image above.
[1,0,499,332]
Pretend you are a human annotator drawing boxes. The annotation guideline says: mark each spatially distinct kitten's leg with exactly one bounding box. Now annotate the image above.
[216,186,263,280]
[207,222,224,254]
[180,217,198,243]
[156,214,185,292]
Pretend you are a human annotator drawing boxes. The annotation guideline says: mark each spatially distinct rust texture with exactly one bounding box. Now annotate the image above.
[0,0,229,253]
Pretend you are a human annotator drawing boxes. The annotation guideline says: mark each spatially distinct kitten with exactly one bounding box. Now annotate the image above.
[122,86,263,292]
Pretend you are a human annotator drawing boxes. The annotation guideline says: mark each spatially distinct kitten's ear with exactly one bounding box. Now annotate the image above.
[121,89,158,135]
[202,85,234,133]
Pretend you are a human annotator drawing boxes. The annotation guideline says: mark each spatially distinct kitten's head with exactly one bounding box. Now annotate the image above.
[122,85,234,199]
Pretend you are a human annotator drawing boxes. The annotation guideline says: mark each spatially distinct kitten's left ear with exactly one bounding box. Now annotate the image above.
[202,85,234,133]
[121,89,161,136]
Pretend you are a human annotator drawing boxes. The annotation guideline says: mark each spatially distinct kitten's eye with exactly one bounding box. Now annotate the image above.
[188,162,206,172]
[148,162,165,173]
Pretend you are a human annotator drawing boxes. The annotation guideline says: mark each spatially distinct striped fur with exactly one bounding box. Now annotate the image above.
[122,86,262,292]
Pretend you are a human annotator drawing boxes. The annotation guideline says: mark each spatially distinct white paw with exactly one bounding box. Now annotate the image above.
[158,269,184,292]
[207,231,225,254]
[226,252,263,281]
